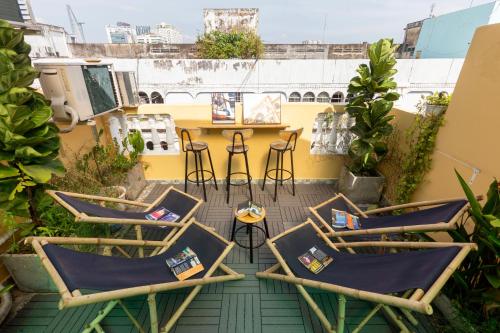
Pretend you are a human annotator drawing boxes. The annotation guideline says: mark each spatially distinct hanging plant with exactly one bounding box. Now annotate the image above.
[394,97,445,204]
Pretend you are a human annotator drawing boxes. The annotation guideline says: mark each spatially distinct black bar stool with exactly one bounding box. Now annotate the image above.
[223,129,253,204]
[176,127,217,201]
[262,128,303,202]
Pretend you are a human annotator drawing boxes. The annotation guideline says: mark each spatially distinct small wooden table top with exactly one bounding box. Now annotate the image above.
[234,208,267,224]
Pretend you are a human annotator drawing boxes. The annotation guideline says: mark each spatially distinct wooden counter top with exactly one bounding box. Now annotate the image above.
[175,120,289,130]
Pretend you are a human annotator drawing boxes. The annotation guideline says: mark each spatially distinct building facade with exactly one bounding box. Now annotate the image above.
[155,23,182,43]
[105,22,137,44]
[414,1,500,58]
[399,20,424,58]
[136,25,151,36]
[97,58,463,112]
[203,8,259,33]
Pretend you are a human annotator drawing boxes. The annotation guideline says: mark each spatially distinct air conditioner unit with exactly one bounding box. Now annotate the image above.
[34,59,121,123]
[115,71,139,107]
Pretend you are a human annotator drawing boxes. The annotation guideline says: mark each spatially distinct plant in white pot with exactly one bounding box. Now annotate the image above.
[424,91,451,116]
[339,38,400,204]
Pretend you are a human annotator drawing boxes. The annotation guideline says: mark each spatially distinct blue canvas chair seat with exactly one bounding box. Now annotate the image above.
[274,223,459,294]
[29,219,243,333]
[47,187,203,254]
[310,194,470,242]
[54,189,199,221]
[43,223,226,292]
[256,219,475,333]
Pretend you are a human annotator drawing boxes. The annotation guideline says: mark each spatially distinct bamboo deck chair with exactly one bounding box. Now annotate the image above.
[257,219,476,333]
[310,193,471,244]
[47,187,202,254]
[27,218,244,333]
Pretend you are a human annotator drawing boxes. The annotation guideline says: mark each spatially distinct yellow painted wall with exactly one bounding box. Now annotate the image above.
[411,23,500,201]
[135,103,346,181]
[56,116,110,166]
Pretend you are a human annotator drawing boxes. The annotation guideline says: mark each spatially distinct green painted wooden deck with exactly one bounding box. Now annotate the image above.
[1,184,435,333]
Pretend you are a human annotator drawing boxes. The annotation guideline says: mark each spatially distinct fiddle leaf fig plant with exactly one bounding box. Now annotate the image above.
[0,19,64,225]
[346,38,399,176]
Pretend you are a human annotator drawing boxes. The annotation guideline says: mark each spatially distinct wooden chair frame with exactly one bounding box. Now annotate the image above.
[310,193,472,240]
[47,186,203,257]
[27,218,245,333]
[256,219,476,333]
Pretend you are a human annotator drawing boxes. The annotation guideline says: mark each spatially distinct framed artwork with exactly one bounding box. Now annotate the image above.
[211,92,236,124]
[243,93,281,124]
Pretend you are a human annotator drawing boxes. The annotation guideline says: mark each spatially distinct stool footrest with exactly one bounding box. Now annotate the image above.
[187,170,215,184]
[227,172,252,186]
[265,169,292,182]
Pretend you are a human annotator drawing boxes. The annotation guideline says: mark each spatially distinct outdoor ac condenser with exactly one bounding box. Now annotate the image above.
[115,71,139,107]
[34,59,122,129]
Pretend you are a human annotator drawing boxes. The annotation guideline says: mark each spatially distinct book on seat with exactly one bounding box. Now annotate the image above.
[237,201,263,218]
[331,209,361,230]
[298,246,333,274]
[166,247,204,281]
[145,207,180,225]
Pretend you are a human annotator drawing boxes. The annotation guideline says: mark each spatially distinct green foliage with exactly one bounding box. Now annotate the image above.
[345,39,399,176]
[394,102,445,204]
[196,30,264,59]
[447,172,500,319]
[426,91,452,106]
[0,283,13,295]
[0,20,64,223]
[75,129,144,187]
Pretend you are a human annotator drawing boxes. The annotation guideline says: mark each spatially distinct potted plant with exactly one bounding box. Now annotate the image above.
[429,171,500,332]
[338,38,400,204]
[0,19,65,292]
[75,129,146,200]
[424,91,451,116]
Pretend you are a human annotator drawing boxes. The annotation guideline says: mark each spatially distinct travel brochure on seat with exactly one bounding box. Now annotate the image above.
[166,247,204,281]
[331,209,361,230]
[298,246,333,274]
[237,201,263,218]
[145,207,180,226]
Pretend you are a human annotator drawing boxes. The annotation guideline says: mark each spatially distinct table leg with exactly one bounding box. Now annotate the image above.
[249,224,253,263]
[231,217,237,241]
[263,217,270,238]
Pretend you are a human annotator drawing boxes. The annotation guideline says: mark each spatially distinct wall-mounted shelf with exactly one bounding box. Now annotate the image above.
[175,120,289,130]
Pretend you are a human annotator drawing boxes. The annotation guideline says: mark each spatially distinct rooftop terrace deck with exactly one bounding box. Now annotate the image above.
[1,184,434,333]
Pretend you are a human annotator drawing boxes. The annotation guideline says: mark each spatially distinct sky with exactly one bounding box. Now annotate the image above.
[30,0,493,43]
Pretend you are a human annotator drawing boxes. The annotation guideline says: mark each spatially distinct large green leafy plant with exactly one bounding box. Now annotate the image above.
[196,30,264,59]
[0,20,64,225]
[448,171,500,319]
[345,39,400,176]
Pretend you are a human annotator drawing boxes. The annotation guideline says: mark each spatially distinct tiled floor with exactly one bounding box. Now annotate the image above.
[1,183,434,333]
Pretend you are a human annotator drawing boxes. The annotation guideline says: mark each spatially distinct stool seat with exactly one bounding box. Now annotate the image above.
[270,140,291,151]
[226,144,249,153]
[186,141,208,151]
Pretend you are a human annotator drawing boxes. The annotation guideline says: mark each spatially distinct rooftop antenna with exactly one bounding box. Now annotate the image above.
[429,3,436,18]
[66,4,86,43]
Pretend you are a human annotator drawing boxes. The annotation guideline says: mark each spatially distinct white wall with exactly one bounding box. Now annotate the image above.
[108,58,463,111]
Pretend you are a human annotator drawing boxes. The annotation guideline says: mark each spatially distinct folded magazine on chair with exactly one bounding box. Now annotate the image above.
[298,246,333,274]
[237,201,263,218]
[331,209,361,230]
[145,207,180,224]
[166,247,204,281]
